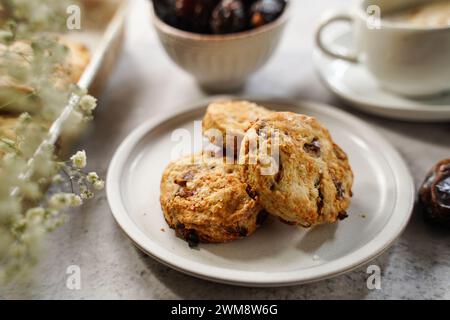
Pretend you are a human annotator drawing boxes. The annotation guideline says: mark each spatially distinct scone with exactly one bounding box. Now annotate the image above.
[0,116,19,141]
[160,153,265,246]
[202,101,272,154]
[0,41,36,111]
[57,37,91,84]
[0,115,50,158]
[0,38,89,85]
[239,112,353,227]
[0,38,90,113]
[0,116,17,157]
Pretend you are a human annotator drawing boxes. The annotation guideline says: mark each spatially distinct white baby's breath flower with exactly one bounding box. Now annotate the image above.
[52,174,63,183]
[80,189,94,200]
[25,207,45,223]
[0,3,103,283]
[49,193,72,210]
[21,182,41,199]
[10,243,26,259]
[93,180,105,190]
[70,150,87,168]
[0,199,21,216]
[45,215,66,232]
[79,95,97,113]
[18,112,32,124]
[0,138,15,146]
[86,172,99,184]
[46,209,59,218]
[70,195,83,207]
[0,30,13,41]
[2,153,16,163]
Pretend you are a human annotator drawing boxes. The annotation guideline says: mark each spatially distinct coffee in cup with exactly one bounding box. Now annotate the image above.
[384,0,450,28]
[316,0,450,97]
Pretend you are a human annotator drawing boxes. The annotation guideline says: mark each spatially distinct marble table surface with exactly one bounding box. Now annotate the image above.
[2,0,449,299]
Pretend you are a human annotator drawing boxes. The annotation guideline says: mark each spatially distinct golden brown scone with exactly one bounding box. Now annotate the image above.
[0,38,89,85]
[202,101,272,153]
[160,153,266,246]
[239,112,353,227]
[0,38,90,113]
[0,41,36,111]
[57,37,90,84]
[0,116,22,158]
[0,116,19,141]
[0,115,51,155]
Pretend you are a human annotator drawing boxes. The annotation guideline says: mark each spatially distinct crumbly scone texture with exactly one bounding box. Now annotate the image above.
[0,38,90,113]
[239,112,353,227]
[0,116,19,141]
[0,38,89,86]
[202,100,272,146]
[58,37,90,84]
[0,115,49,158]
[160,153,265,244]
[0,41,35,97]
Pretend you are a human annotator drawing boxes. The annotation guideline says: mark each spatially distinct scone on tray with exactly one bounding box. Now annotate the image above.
[0,38,90,113]
[239,112,353,227]
[0,116,19,142]
[57,37,91,85]
[160,153,266,246]
[0,115,50,158]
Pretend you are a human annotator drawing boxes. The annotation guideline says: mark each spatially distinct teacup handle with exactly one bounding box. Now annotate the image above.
[315,10,359,63]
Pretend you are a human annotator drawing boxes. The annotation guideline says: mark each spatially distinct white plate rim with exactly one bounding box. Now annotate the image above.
[312,34,450,122]
[106,97,415,287]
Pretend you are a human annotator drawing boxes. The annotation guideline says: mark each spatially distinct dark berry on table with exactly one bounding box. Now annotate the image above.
[250,0,286,28]
[211,0,247,34]
[419,159,450,226]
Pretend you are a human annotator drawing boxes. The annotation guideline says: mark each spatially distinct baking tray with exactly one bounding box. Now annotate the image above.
[54,0,128,154]
[9,0,128,195]
[74,0,128,95]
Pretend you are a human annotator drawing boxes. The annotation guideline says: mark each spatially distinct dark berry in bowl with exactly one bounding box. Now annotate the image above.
[210,0,247,34]
[153,0,178,26]
[152,0,288,34]
[250,0,286,28]
[171,0,220,33]
[419,159,450,226]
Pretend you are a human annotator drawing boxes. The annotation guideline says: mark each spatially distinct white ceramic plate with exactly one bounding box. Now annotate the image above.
[107,97,414,287]
[313,30,450,122]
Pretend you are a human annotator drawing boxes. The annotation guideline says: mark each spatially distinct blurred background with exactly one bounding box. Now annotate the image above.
[1,0,449,299]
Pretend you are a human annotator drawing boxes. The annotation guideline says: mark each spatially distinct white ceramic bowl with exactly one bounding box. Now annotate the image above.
[150,2,291,92]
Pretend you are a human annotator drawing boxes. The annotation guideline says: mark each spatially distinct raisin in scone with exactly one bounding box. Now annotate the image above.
[239,112,353,227]
[202,101,272,153]
[160,153,265,246]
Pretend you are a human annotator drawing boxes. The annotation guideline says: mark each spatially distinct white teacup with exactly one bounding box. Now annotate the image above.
[315,0,450,97]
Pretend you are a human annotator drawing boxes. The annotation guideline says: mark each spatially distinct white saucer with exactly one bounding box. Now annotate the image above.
[106,97,414,287]
[313,30,450,122]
